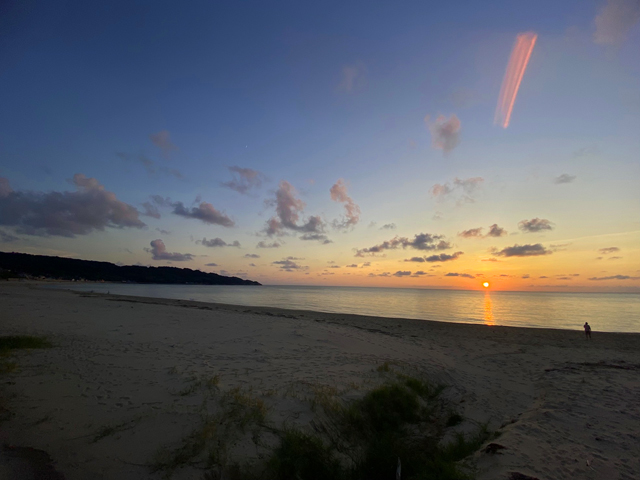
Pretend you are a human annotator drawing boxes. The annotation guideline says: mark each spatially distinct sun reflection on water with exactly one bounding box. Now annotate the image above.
[484,292,494,325]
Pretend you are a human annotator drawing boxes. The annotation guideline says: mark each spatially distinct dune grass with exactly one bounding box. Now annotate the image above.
[153,365,490,480]
[0,335,52,353]
[267,373,488,480]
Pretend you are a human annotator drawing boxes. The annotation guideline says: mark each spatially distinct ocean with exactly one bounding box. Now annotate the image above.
[58,284,640,333]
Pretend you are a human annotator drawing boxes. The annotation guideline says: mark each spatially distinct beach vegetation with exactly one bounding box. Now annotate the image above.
[0,335,52,352]
[151,367,489,479]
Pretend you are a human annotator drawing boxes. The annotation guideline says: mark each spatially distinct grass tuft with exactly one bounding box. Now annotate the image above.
[0,335,52,352]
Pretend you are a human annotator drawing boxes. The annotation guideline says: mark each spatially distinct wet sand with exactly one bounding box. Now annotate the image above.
[1,282,639,479]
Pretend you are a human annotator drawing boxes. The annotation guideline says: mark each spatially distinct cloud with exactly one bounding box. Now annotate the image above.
[554,174,576,184]
[346,264,358,268]
[145,239,193,261]
[244,254,260,258]
[264,180,327,240]
[404,257,426,263]
[380,223,396,230]
[393,271,411,277]
[117,152,184,179]
[481,258,499,262]
[522,274,530,279]
[458,227,483,238]
[300,233,332,243]
[222,166,266,194]
[256,241,281,249]
[518,218,554,233]
[425,251,464,263]
[328,265,340,269]
[156,228,171,235]
[550,243,571,251]
[431,177,484,204]
[172,201,234,227]
[142,201,161,219]
[149,130,177,157]
[0,174,146,237]
[355,233,451,257]
[426,114,461,153]
[0,229,19,242]
[608,256,622,260]
[272,258,308,272]
[197,237,241,248]
[588,275,640,281]
[594,0,640,45]
[412,271,428,277]
[598,247,620,254]
[338,61,367,93]
[493,243,552,257]
[445,272,475,278]
[330,179,361,230]
[486,224,507,237]
[205,262,219,267]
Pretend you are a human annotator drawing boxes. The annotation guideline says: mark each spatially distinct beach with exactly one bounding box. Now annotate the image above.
[1,282,639,480]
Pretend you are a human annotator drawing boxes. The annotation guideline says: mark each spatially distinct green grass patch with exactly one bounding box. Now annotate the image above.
[151,367,489,480]
[265,369,489,480]
[0,335,52,353]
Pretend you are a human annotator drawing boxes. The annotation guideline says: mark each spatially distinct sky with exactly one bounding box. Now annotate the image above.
[1,0,639,292]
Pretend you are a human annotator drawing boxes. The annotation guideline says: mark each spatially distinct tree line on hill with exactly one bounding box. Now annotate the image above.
[0,251,260,285]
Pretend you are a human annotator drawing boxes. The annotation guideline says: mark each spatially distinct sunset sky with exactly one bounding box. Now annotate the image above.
[1,0,639,292]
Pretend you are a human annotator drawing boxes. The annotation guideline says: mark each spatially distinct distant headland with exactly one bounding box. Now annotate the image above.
[0,251,261,286]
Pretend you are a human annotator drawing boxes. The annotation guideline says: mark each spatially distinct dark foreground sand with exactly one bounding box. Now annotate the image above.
[1,282,639,479]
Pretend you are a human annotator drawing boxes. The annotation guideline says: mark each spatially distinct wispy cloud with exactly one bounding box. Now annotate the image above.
[493,243,552,257]
[197,237,241,248]
[425,251,464,263]
[149,130,177,158]
[145,239,192,261]
[330,179,360,230]
[272,258,309,272]
[0,229,19,243]
[588,275,640,281]
[426,114,461,154]
[518,218,554,233]
[598,247,620,254]
[172,201,234,227]
[445,272,475,278]
[554,173,576,184]
[355,233,451,257]
[117,152,183,179]
[256,241,281,249]
[393,271,411,277]
[0,174,145,237]
[244,253,260,258]
[458,227,483,238]
[380,223,396,230]
[594,0,640,45]
[431,177,484,205]
[338,61,367,93]
[222,166,266,194]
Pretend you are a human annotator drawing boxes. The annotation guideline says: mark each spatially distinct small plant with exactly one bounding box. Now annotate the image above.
[0,335,52,352]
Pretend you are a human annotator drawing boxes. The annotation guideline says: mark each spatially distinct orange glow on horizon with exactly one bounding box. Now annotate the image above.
[495,32,537,128]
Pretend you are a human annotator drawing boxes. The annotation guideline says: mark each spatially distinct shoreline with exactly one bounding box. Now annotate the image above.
[2,282,639,479]
[43,281,640,334]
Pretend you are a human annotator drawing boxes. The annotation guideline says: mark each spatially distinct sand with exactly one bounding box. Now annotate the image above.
[1,282,639,480]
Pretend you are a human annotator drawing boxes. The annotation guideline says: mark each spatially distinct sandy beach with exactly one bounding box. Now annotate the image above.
[1,282,639,480]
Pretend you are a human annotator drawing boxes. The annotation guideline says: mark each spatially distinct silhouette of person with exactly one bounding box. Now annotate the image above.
[584,322,591,340]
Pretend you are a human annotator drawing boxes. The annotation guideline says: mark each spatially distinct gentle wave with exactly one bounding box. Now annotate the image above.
[57,284,640,333]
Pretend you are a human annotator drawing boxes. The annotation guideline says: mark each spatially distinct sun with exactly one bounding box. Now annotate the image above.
[483,282,490,288]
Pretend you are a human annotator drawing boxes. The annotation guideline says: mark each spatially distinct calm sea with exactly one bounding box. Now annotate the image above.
[58,284,640,333]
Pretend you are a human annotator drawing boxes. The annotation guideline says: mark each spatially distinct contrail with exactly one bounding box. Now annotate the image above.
[494,32,537,128]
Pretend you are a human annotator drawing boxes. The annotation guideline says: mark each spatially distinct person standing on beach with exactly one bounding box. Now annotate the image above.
[584,322,591,340]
